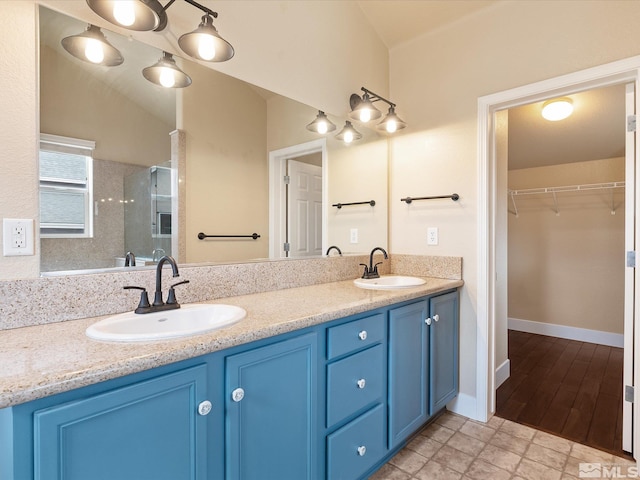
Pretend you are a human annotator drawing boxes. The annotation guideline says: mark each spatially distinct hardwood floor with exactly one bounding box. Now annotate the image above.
[495,330,629,458]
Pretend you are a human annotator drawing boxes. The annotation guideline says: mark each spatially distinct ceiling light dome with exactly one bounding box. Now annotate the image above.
[542,97,574,121]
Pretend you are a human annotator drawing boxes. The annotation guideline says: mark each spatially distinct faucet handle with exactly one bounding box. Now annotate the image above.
[359,263,370,278]
[124,286,151,313]
[167,280,190,305]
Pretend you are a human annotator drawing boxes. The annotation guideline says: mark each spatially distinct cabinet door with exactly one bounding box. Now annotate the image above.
[430,291,459,413]
[226,332,318,480]
[388,300,429,449]
[33,365,208,480]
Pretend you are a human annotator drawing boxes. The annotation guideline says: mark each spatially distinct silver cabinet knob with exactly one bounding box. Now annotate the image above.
[425,317,432,325]
[356,378,366,389]
[357,445,367,456]
[434,314,440,322]
[231,388,245,402]
[198,400,212,416]
[358,330,368,341]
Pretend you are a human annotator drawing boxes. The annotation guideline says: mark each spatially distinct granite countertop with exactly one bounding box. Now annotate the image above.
[0,277,462,409]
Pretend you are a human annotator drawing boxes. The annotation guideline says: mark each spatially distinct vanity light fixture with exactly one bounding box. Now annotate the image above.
[178,13,234,62]
[541,97,574,121]
[376,105,407,133]
[61,24,124,66]
[142,52,192,88]
[306,111,337,135]
[86,0,234,63]
[349,89,382,123]
[335,121,363,144]
[349,87,407,133]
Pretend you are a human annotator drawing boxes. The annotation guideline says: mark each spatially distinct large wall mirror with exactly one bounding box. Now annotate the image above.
[39,6,388,275]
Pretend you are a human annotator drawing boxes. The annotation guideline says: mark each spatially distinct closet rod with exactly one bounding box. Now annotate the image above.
[198,232,260,240]
[332,200,376,209]
[401,193,459,204]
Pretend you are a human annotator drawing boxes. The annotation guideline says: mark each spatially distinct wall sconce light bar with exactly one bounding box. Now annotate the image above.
[349,86,407,132]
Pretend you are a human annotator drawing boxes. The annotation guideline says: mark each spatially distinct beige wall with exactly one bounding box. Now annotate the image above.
[40,45,173,166]
[389,0,640,410]
[182,61,268,263]
[508,158,625,334]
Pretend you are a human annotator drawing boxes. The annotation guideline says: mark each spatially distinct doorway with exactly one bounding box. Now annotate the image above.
[268,138,328,259]
[478,56,640,460]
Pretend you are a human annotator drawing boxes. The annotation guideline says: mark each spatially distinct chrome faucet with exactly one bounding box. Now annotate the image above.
[360,247,388,279]
[325,245,342,256]
[124,251,136,267]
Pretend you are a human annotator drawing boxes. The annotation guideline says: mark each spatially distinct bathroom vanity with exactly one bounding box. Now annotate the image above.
[0,278,460,480]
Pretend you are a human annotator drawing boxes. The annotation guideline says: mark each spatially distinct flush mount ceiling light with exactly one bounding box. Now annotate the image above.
[142,52,192,88]
[61,24,124,66]
[178,13,234,62]
[306,111,337,135]
[86,0,234,62]
[541,97,574,121]
[377,105,407,134]
[335,121,363,144]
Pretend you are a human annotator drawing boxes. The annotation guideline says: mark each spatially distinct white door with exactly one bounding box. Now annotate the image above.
[626,82,637,454]
[286,159,322,257]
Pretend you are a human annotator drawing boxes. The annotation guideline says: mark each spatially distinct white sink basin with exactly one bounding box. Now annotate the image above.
[354,275,427,290]
[86,303,246,342]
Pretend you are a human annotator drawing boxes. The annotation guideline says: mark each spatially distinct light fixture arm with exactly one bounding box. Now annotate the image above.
[358,87,396,109]
[153,0,219,31]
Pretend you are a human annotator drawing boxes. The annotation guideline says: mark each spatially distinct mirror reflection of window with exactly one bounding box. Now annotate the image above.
[39,134,94,238]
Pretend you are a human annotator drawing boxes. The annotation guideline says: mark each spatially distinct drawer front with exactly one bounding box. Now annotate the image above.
[327,404,385,480]
[327,313,385,359]
[327,344,384,427]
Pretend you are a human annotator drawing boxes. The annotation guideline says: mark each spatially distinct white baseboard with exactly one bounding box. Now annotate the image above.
[446,393,477,421]
[508,317,624,348]
[495,359,510,388]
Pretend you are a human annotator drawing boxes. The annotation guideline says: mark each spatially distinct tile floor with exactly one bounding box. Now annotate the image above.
[370,411,636,480]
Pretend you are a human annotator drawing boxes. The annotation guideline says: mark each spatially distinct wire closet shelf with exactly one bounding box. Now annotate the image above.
[508,181,625,217]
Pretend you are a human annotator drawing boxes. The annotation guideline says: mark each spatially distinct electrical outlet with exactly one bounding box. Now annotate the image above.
[3,219,35,256]
[427,227,439,246]
[350,228,359,244]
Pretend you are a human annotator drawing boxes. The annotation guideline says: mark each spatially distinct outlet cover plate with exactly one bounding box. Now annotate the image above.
[3,218,35,256]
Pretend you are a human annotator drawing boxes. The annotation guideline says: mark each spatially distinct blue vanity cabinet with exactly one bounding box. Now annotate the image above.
[429,291,459,414]
[31,364,209,480]
[388,290,460,450]
[388,299,430,449]
[225,332,319,480]
[325,313,387,480]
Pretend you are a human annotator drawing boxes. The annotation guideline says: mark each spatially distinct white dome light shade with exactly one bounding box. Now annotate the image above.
[306,111,337,134]
[542,97,574,121]
[61,25,124,66]
[178,14,234,62]
[142,52,192,88]
[86,0,167,31]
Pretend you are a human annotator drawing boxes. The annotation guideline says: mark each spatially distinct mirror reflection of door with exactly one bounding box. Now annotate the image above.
[286,156,323,257]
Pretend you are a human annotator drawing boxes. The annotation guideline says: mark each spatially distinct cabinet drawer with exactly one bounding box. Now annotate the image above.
[327,404,385,480]
[327,313,385,359]
[327,344,384,427]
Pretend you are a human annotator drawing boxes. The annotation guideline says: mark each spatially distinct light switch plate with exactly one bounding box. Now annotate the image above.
[3,218,35,256]
[350,228,359,244]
